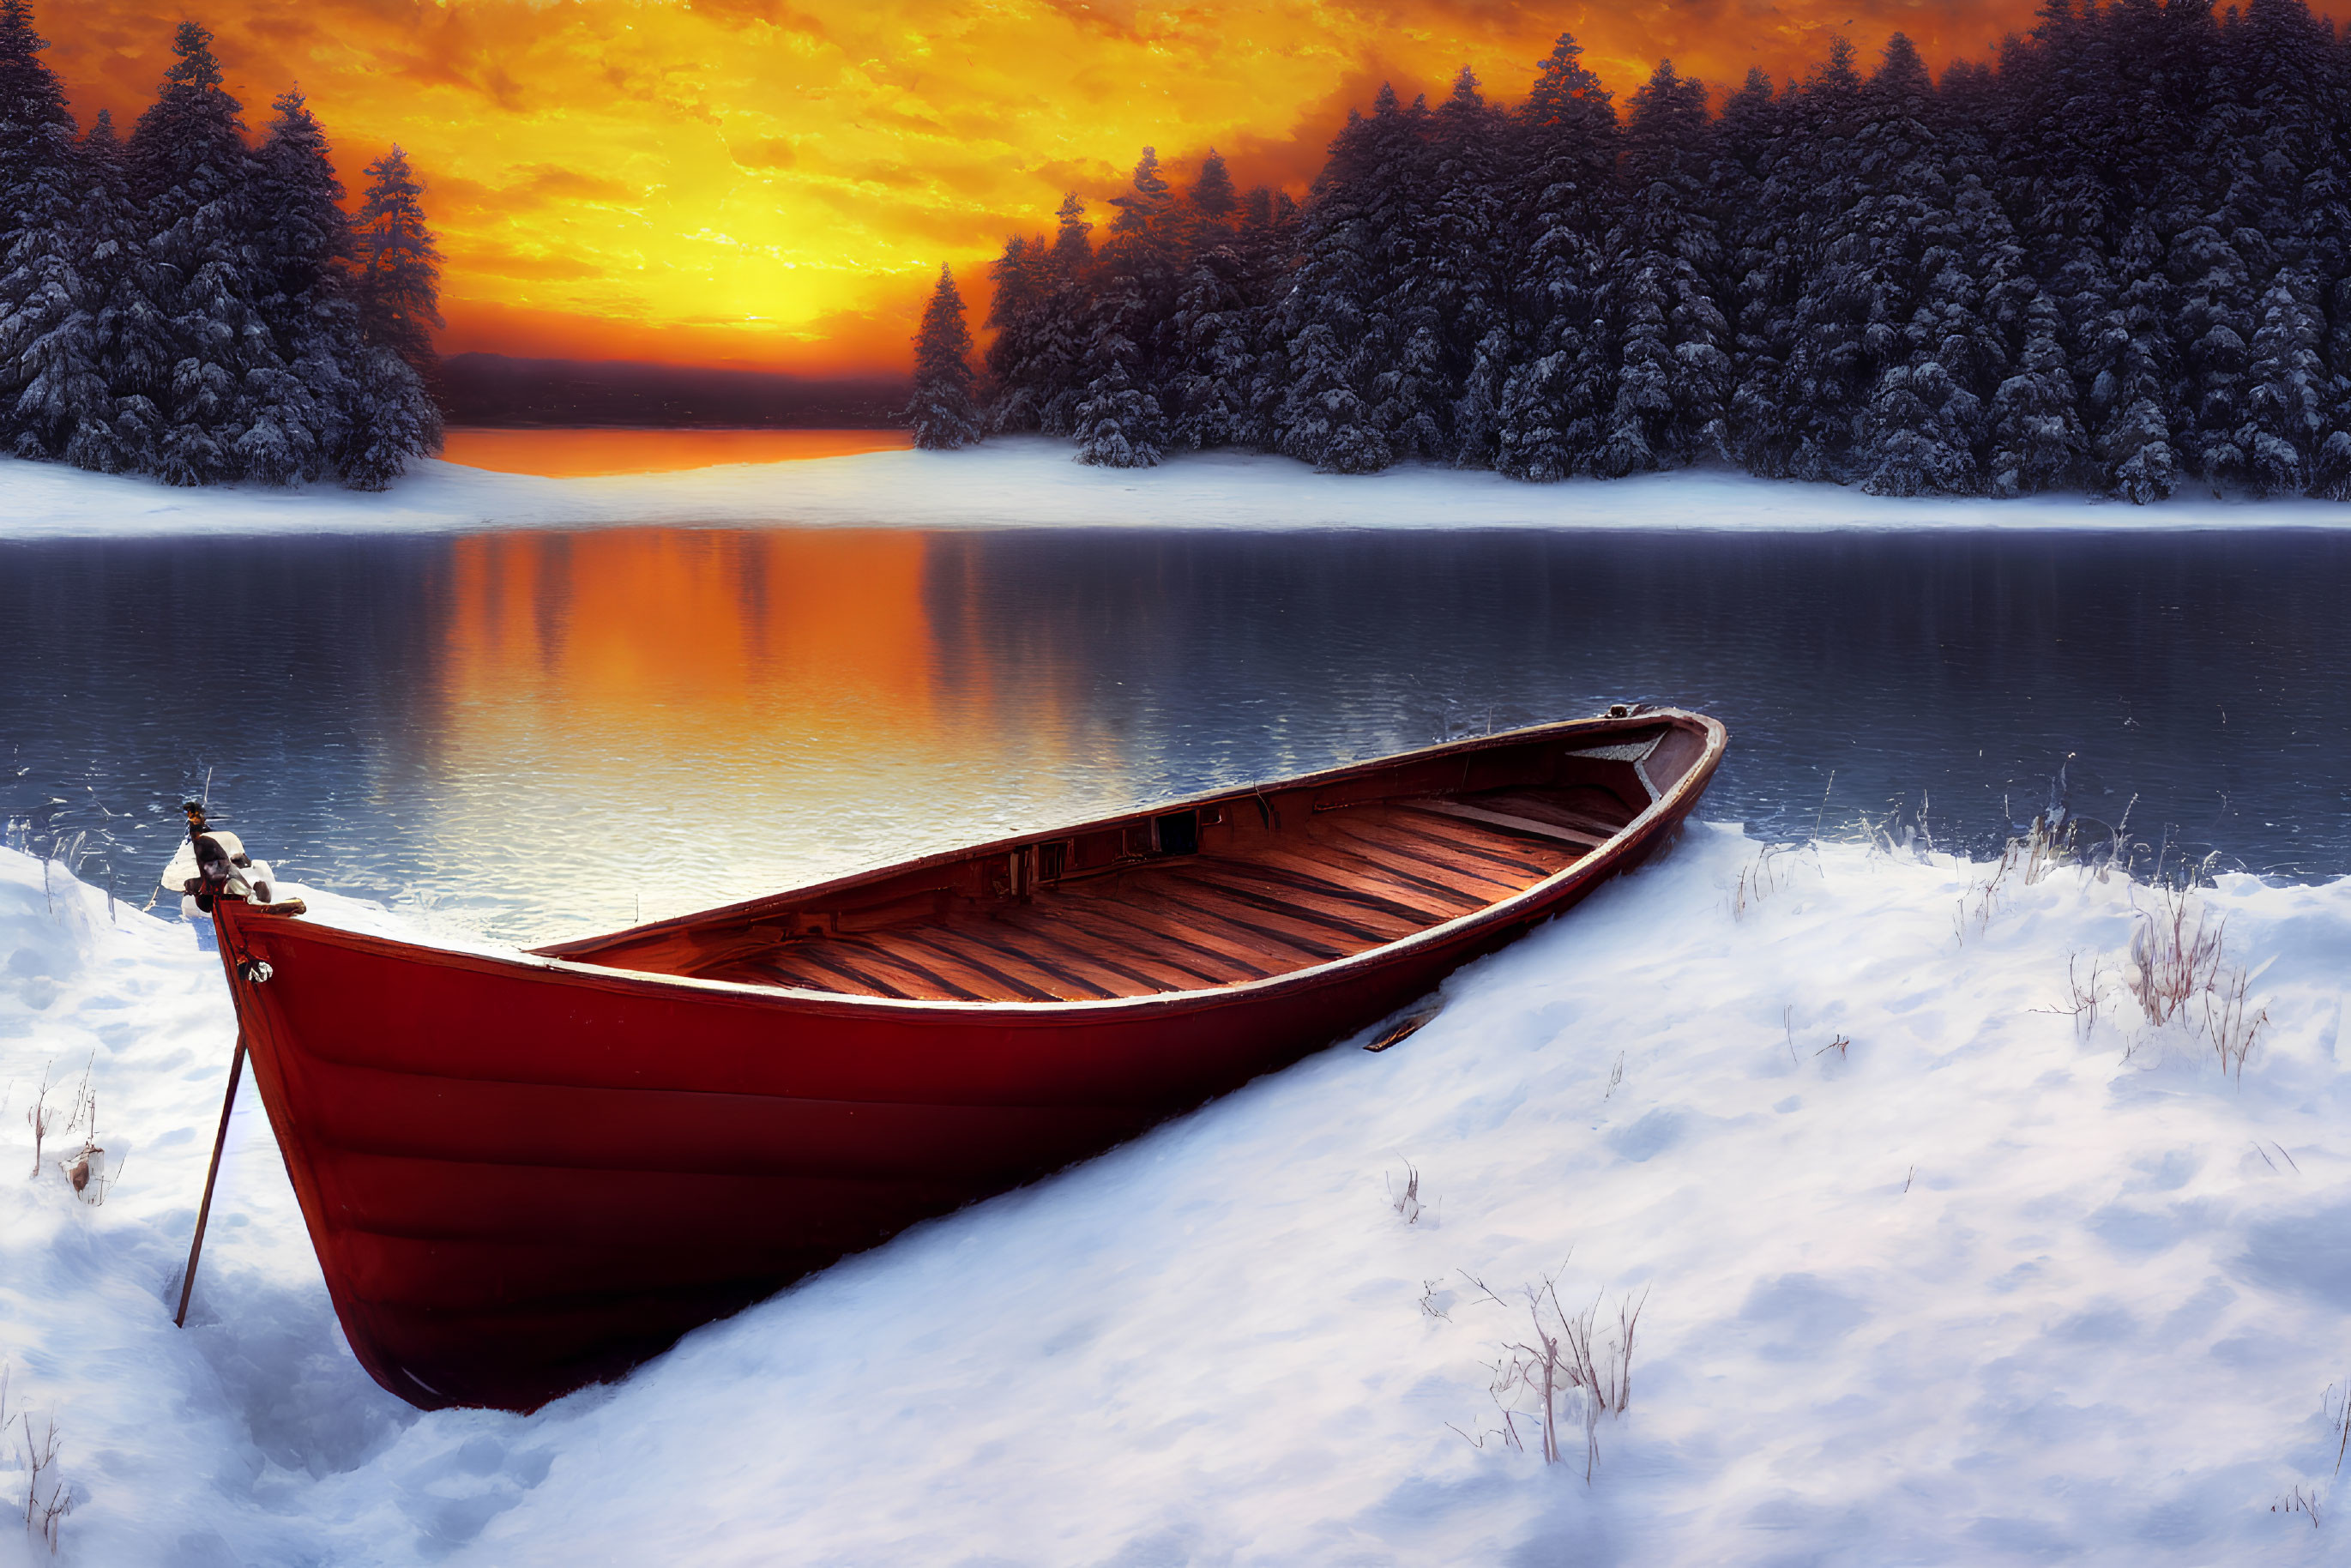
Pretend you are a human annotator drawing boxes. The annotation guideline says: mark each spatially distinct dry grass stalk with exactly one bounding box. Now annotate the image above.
[2272,1484,2322,1529]
[2203,964,2268,1083]
[1465,1270,1645,1481]
[55,1058,105,1204]
[23,1063,51,1180]
[2127,884,2228,1028]
[22,1412,69,1552]
[6,1367,70,1555]
[2051,952,2106,1037]
[1733,841,1806,921]
[1390,1161,1422,1225]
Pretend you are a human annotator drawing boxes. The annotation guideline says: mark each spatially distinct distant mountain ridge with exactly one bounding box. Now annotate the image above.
[440,353,909,428]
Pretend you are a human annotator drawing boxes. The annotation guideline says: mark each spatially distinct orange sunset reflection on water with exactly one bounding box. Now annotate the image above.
[422,527,1107,937]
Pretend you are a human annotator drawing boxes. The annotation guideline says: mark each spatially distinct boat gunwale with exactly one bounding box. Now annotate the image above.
[248,709,1726,1022]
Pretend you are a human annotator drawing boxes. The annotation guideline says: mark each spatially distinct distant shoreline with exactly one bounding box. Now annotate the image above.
[5,437,2349,540]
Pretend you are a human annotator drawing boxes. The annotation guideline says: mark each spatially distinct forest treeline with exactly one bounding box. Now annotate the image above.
[0,3,442,489]
[962,0,2351,499]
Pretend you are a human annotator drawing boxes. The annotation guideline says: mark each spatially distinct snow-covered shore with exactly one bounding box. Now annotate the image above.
[5,829,2350,1565]
[6,438,2351,537]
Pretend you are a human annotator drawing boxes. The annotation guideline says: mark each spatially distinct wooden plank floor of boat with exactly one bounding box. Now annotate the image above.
[700,785,1637,1003]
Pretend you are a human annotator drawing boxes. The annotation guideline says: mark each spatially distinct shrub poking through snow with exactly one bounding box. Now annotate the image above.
[22,1062,51,1179]
[1389,1161,1421,1224]
[2122,885,2269,1080]
[2049,880,2272,1078]
[3,1365,71,1554]
[1462,1271,1646,1481]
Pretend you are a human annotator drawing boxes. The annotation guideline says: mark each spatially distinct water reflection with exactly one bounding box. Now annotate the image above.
[1,527,2344,945]
[437,427,909,478]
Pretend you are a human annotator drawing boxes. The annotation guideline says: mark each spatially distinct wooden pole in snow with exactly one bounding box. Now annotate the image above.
[175,1032,247,1328]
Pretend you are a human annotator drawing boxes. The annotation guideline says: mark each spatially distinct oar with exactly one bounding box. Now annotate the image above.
[174,1031,248,1328]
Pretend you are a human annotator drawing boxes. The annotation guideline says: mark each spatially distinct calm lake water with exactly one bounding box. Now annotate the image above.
[3,526,2345,944]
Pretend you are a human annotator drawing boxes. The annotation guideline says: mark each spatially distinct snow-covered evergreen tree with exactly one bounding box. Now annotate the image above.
[1034,194,1096,435]
[1164,159,1257,450]
[1716,69,1799,473]
[1273,107,1390,472]
[1359,92,1449,461]
[982,232,1048,432]
[1495,34,1619,480]
[127,21,280,485]
[903,262,982,449]
[353,146,440,379]
[1764,38,1871,482]
[1988,291,2089,493]
[1428,69,1518,470]
[244,90,361,484]
[343,143,443,484]
[2239,276,2328,494]
[1073,149,1180,467]
[64,112,162,472]
[0,0,105,461]
[1600,59,1730,476]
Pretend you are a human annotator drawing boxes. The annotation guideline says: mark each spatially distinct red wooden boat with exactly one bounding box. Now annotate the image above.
[192,708,1726,1411]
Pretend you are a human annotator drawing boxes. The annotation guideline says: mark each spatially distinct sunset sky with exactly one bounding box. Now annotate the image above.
[43,0,2059,377]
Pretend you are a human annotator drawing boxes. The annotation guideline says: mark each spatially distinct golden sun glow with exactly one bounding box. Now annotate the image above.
[42,1,2054,376]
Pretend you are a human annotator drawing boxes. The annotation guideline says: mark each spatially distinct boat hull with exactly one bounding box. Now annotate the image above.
[207,711,1725,1410]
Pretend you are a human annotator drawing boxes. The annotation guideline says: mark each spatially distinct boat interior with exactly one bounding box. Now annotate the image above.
[540,721,1705,1003]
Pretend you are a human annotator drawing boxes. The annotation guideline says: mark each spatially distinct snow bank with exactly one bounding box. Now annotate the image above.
[4,829,2350,1565]
[5,438,2349,538]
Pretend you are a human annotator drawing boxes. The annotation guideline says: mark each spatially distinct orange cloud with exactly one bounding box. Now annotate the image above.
[37,0,2100,377]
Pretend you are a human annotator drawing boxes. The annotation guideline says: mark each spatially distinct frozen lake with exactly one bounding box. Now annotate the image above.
[3,524,2346,944]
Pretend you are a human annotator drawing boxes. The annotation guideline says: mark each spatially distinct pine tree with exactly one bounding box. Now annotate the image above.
[2239,276,2327,493]
[245,89,362,484]
[1855,38,1998,495]
[1274,105,1390,472]
[1988,291,2089,493]
[353,146,442,381]
[1600,59,1731,475]
[1717,69,1799,472]
[1763,39,1872,481]
[1429,69,1518,469]
[1029,194,1097,436]
[982,232,1048,432]
[343,143,443,485]
[1075,149,1179,466]
[127,21,280,485]
[0,0,105,460]
[903,262,981,449]
[1360,91,1449,461]
[1164,151,1255,449]
[1495,34,1619,480]
[66,112,162,472]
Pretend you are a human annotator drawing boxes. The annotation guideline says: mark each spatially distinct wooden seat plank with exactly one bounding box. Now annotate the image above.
[899,927,1100,1002]
[1156,865,1410,946]
[948,919,1155,999]
[1304,821,1534,902]
[1092,879,1354,963]
[1402,799,1611,850]
[859,932,1046,1003]
[781,943,917,1000]
[1163,865,1423,944]
[1000,910,1220,993]
[1333,810,1563,881]
[1206,852,1464,927]
[1032,897,1275,985]
[1468,789,1633,840]
[823,938,991,1002]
